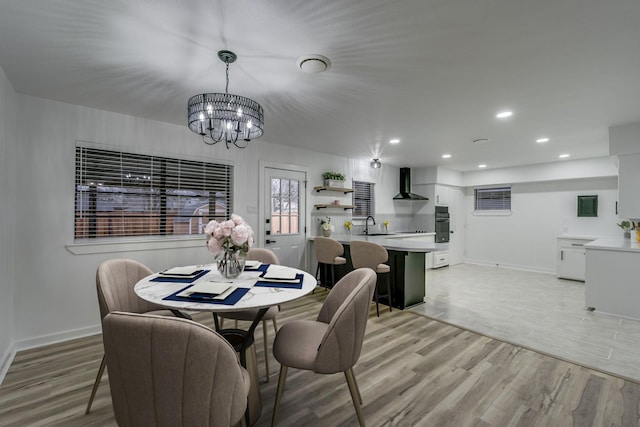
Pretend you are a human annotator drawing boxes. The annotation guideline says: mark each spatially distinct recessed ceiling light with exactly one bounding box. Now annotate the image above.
[478,164,487,168]
[536,137,550,143]
[442,154,452,159]
[496,111,513,119]
[559,154,570,158]
[389,138,400,144]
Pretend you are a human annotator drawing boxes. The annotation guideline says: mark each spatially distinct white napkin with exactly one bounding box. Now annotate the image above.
[178,281,234,299]
[159,266,202,277]
[261,265,298,280]
[244,260,262,268]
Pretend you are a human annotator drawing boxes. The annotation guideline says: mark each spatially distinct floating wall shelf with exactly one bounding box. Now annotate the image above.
[313,186,354,194]
[314,204,356,210]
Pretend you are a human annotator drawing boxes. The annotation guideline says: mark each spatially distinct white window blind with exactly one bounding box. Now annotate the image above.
[75,146,233,240]
[474,187,511,211]
[353,181,375,218]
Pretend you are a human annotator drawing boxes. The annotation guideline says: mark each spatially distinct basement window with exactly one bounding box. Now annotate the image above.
[474,186,511,213]
[74,145,233,240]
[352,181,375,218]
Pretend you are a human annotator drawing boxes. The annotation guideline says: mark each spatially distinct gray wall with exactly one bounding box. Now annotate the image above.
[0,67,16,376]
[464,177,620,273]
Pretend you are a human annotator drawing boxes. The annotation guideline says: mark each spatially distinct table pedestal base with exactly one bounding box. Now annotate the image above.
[220,329,262,426]
[243,341,262,426]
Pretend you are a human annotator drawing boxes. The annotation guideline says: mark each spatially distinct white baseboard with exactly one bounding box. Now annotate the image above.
[0,324,102,386]
[0,343,17,386]
[463,259,555,275]
[13,324,102,353]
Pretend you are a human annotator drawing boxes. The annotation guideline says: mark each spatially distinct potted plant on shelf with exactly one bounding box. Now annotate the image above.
[322,171,345,188]
[617,220,635,239]
[320,217,335,237]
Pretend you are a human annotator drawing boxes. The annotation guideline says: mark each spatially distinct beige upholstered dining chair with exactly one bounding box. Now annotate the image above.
[219,247,280,382]
[314,236,347,289]
[102,311,250,427]
[85,259,189,414]
[350,240,392,317]
[270,268,377,427]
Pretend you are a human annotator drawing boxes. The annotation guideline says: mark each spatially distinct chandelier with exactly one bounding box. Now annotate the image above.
[187,50,264,148]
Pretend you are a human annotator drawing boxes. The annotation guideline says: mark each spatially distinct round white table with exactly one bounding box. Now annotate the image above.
[134,262,316,355]
[134,263,316,426]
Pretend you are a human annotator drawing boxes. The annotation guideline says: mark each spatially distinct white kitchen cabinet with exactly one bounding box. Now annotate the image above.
[585,238,640,319]
[618,154,640,219]
[430,251,449,268]
[556,236,597,281]
[396,234,446,269]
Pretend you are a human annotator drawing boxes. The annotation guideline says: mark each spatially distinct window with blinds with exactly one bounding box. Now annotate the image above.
[352,181,375,218]
[474,187,511,211]
[74,146,233,240]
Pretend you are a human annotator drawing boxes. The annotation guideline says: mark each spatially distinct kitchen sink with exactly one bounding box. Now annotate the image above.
[358,233,396,236]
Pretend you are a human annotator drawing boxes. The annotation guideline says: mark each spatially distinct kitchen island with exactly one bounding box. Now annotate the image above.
[309,233,447,309]
[585,238,640,320]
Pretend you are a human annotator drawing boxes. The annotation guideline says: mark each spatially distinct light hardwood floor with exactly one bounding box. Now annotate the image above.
[1,289,639,426]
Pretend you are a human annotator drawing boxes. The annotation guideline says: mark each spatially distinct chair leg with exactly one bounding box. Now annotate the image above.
[385,273,392,312]
[313,263,320,293]
[330,265,336,288]
[271,365,288,427]
[345,367,363,405]
[374,281,380,317]
[272,318,278,334]
[262,320,270,382]
[85,353,106,414]
[344,368,365,427]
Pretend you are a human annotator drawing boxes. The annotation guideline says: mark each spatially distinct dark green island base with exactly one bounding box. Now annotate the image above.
[321,244,427,310]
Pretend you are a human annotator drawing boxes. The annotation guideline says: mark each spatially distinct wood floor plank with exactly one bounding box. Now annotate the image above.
[1,292,639,427]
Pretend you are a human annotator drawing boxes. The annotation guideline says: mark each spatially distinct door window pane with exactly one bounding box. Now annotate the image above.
[270,177,299,235]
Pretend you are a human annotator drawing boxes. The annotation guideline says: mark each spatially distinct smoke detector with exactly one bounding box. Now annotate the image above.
[296,54,331,73]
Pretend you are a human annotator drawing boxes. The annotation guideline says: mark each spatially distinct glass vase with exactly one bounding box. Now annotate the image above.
[217,250,246,279]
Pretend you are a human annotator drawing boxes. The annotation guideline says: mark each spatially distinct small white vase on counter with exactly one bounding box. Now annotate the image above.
[322,229,332,237]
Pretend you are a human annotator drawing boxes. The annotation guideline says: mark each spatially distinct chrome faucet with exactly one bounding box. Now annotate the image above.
[364,215,376,235]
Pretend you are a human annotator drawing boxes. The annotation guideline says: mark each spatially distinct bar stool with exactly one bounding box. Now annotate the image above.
[350,240,392,317]
[314,236,346,290]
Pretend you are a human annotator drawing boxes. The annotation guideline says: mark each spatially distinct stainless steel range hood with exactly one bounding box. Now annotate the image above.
[393,167,428,200]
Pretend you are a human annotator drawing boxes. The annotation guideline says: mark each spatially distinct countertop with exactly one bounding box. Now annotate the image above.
[584,238,640,253]
[557,234,602,241]
[309,233,447,252]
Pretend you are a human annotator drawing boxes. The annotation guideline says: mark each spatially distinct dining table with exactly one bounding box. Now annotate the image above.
[134,261,316,425]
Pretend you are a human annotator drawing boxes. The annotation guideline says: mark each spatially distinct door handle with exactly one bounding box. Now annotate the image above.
[266,239,276,244]
[560,250,563,261]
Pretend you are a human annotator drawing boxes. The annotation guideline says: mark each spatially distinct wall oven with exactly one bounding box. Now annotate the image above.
[435,206,450,243]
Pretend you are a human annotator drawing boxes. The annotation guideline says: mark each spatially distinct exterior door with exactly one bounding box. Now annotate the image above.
[263,167,306,269]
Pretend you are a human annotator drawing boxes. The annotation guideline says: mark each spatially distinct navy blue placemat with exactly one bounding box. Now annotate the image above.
[163,285,250,305]
[254,273,304,289]
[151,269,209,283]
[244,263,270,273]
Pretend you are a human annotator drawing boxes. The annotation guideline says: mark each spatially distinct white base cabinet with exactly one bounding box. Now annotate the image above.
[556,236,597,281]
[585,238,640,320]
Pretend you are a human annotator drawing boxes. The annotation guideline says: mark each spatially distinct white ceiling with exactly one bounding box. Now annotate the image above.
[1,0,639,171]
